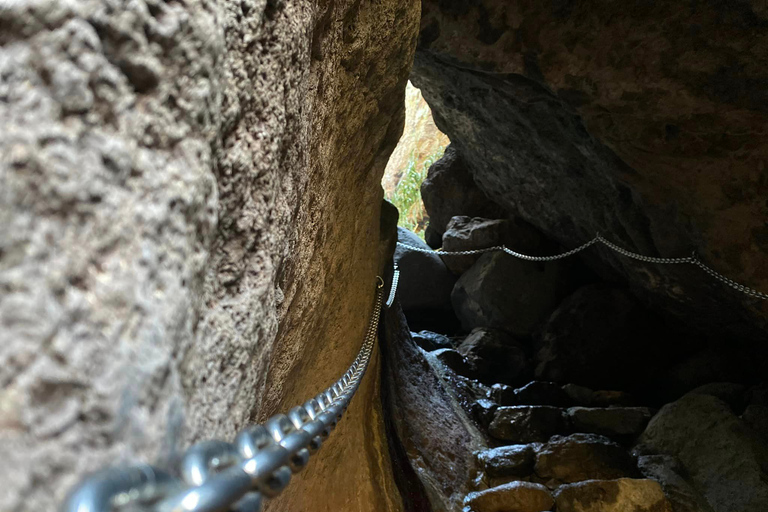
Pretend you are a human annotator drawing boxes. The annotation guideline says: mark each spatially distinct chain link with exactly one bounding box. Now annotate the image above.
[62,273,396,512]
[397,233,767,300]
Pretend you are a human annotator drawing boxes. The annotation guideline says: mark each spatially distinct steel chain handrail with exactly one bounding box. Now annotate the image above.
[397,234,767,300]
[62,270,399,512]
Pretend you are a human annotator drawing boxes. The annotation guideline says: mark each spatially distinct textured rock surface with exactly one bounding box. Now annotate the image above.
[0,0,418,510]
[638,454,715,512]
[477,444,536,479]
[412,0,768,342]
[441,216,509,275]
[420,143,504,245]
[457,328,529,385]
[535,434,638,484]
[395,227,456,312]
[554,478,673,512]
[489,406,566,443]
[640,394,768,512]
[453,251,565,336]
[464,481,554,512]
[381,303,486,512]
[568,407,653,440]
[534,285,680,394]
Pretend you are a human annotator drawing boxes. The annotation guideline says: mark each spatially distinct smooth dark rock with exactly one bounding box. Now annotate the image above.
[477,444,536,478]
[431,348,472,377]
[743,405,768,445]
[394,227,456,312]
[640,394,768,512]
[440,216,509,275]
[687,382,747,413]
[534,433,638,484]
[490,383,517,406]
[637,454,715,512]
[562,384,595,406]
[472,398,499,428]
[514,381,572,407]
[453,252,566,336]
[488,406,566,443]
[420,144,505,241]
[534,285,675,393]
[457,328,530,385]
[554,478,673,512]
[568,407,653,439]
[411,330,453,352]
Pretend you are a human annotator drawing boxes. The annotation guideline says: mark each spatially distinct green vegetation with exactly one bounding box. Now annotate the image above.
[386,147,446,237]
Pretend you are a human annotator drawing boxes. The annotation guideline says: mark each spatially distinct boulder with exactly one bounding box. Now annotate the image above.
[687,382,747,413]
[591,390,635,407]
[488,406,567,443]
[639,394,768,512]
[440,216,509,274]
[452,252,565,336]
[411,330,453,352]
[637,454,716,512]
[490,383,517,406]
[514,381,572,407]
[472,399,500,428]
[562,384,596,407]
[534,285,674,393]
[477,444,536,478]
[395,227,456,313]
[412,0,768,343]
[431,348,473,377]
[535,434,638,484]
[420,144,505,242]
[457,328,530,385]
[464,481,554,512]
[554,478,673,512]
[743,405,768,445]
[568,407,653,440]
[381,304,487,512]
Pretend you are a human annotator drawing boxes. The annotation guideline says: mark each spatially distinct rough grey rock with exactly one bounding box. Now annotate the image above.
[420,144,505,243]
[441,216,510,275]
[490,383,517,406]
[515,381,572,407]
[412,330,453,352]
[457,328,529,385]
[554,478,673,512]
[640,394,768,512]
[568,407,653,440]
[637,454,715,512]
[534,285,675,393]
[687,382,747,413]
[432,348,473,377]
[0,0,419,509]
[382,304,487,512]
[395,227,456,312]
[488,406,566,443]
[535,433,638,484]
[412,0,768,343]
[477,444,536,478]
[472,399,499,428]
[743,405,768,445]
[464,481,554,512]
[453,252,565,336]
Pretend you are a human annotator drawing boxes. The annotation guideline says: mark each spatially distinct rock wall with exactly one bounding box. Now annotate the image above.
[0,0,418,510]
[411,0,768,342]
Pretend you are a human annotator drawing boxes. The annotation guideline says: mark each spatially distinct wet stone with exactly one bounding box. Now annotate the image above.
[412,330,453,352]
[477,444,536,478]
[567,406,653,439]
[464,481,554,512]
[535,433,638,484]
[491,383,517,406]
[488,406,567,443]
[514,381,572,407]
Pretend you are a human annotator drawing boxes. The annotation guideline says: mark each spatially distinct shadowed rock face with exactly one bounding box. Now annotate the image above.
[0,0,418,510]
[411,0,768,342]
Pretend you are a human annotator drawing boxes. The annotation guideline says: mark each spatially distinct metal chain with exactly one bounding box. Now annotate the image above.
[397,234,767,300]
[63,272,398,512]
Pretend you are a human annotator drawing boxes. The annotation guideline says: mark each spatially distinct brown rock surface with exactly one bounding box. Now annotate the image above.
[0,0,418,510]
[464,481,554,512]
[412,0,768,342]
[554,478,673,512]
[534,434,638,484]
